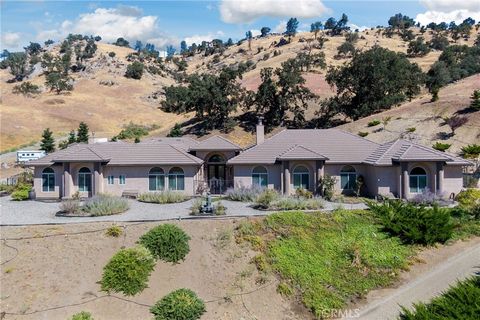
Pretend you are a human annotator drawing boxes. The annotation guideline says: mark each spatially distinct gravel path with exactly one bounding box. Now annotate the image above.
[0,196,367,225]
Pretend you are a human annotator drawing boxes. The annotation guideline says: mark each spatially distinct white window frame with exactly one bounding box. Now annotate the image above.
[107,175,114,185]
[119,175,126,185]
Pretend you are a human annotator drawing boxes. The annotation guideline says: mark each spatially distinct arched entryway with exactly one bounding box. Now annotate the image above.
[207,154,226,194]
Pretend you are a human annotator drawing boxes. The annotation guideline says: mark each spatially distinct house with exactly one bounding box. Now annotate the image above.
[17,150,46,163]
[28,120,471,200]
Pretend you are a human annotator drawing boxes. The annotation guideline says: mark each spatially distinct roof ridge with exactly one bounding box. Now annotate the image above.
[278,144,298,157]
[213,135,242,148]
[403,139,455,160]
[374,139,399,164]
[337,129,381,146]
[87,146,109,160]
[169,144,203,163]
[294,144,328,157]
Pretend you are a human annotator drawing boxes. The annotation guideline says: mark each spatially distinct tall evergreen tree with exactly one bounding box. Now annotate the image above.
[286,18,299,37]
[40,128,55,153]
[67,130,76,144]
[76,122,89,143]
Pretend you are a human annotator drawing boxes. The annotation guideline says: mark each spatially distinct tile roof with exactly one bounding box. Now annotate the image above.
[228,129,379,164]
[189,135,242,151]
[277,145,328,160]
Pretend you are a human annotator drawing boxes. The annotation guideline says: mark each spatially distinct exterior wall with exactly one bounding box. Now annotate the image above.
[403,161,437,200]
[33,164,63,199]
[324,163,373,196]
[368,166,400,198]
[70,162,95,198]
[102,165,201,196]
[442,165,464,198]
[233,164,282,190]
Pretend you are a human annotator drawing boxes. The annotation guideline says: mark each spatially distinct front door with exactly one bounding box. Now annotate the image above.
[207,155,226,194]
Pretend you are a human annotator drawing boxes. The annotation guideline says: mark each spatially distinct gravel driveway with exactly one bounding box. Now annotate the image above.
[0,196,367,225]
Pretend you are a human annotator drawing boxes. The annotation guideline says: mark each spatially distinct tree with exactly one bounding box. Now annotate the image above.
[428,34,449,51]
[94,35,102,41]
[388,13,415,32]
[40,128,55,153]
[76,122,89,143]
[166,45,176,57]
[44,39,54,46]
[245,30,253,50]
[134,40,143,52]
[226,38,233,46]
[444,116,468,135]
[470,90,480,110]
[286,18,299,37]
[45,72,73,94]
[260,27,271,37]
[167,123,183,137]
[114,37,130,47]
[324,17,337,30]
[407,37,430,57]
[5,52,32,81]
[125,61,144,79]
[180,40,188,54]
[310,21,323,39]
[324,46,424,120]
[337,41,355,58]
[24,42,42,55]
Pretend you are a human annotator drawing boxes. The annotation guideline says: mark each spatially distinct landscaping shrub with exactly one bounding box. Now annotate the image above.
[59,199,81,214]
[138,191,189,204]
[295,188,313,199]
[105,225,123,237]
[399,275,480,320]
[367,200,454,245]
[189,198,203,215]
[213,201,226,215]
[255,189,280,209]
[456,189,480,208]
[432,142,451,152]
[367,119,381,127]
[150,288,206,320]
[319,174,336,201]
[138,224,190,263]
[225,185,263,202]
[100,246,155,296]
[409,189,445,206]
[11,183,31,201]
[461,144,480,158]
[358,131,369,137]
[71,311,93,320]
[83,194,129,216]
[270,197,324,211]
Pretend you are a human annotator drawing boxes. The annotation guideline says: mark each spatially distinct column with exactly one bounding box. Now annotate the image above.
[316,160,324,195]
[63,163,71,199]
[93,162,103,195]
[436,162,444,194]
[401,162,409,199]
[283,161,290,195]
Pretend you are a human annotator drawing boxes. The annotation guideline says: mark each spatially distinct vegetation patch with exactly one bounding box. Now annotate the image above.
[235,210,414,317]
[83,194,129,216]
[138,224,190,263]
[105,225,123,238]
[225,185,263,202]
[399,275,480,320]
[138,191,189,204]
[10,183,32,201]
[253,189,324,210]
[100,246,155,296]
[70,311,94,320]
[150,288,206,320]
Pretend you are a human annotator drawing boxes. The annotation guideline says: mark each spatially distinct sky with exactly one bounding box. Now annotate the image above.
[1,0,479,51]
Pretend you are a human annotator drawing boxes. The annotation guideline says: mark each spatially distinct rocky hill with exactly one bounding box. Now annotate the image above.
[0,27,478,155]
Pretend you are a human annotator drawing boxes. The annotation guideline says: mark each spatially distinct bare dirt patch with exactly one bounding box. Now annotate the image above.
[0,219,308,320]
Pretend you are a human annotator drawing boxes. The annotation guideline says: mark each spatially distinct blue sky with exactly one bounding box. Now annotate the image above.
[1,0,479,51]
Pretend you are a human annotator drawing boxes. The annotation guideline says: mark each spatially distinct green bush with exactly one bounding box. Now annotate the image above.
[271,197,324,210]
[139,224,190,263]
[11,183,31,201]
[255,189,279,209]
[83,194,129,216]
[225,185,263,202]
[367,119,381,127]
[213,201,226,215]
[71,311,93,320]
[100,246,155,296]
[367,200,454,245]
[399,275,480,320]
[138,191,189,204]
[432,142,451,152]
[358,131,369,137]
[456,189,480,208]
[125,61,144,79]
[105,225,123,237]
[150,288,206,320]
[12,81,41,96]
[190,198,203,215]
[461,144,480,158]
[59,199,81,214]
[108,51,116,58]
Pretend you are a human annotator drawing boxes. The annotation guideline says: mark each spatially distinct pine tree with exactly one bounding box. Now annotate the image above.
[76,122,89,143]
[470,90,480,110]
[67,130,76,144]
[40,128,55,153]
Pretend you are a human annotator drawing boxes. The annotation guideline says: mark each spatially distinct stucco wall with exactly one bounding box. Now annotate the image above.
[324,163,373,196]
[233,164,282,190]
[443,165,464,198]
[102,165,201,196]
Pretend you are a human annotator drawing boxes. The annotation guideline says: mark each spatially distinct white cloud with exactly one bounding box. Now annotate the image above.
[184,31,225,46]
[273,20,287,33]
[416,0,480,25]
[250,29,261,37]
[1,32,22,50]
[348,23,369,32]
[219,0,330,24]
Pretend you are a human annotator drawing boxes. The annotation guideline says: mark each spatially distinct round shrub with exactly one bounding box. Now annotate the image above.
[71,311,93,320]
[100,246,155,296]
[150,288,205,320]
[139,224,190,263]
[456,189,480,208]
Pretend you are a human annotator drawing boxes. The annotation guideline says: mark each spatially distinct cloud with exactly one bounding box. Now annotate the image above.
[1,32,22,50]
[273,20,287,33]
[250,29,261,37]
[416,0,480,25]
[219,0,330,24]
[348,23,369,31]
[184,31,225,46]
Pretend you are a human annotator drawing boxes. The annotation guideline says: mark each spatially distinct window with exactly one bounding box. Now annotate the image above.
[252,166,268,188]
[149,167,165,191]
[168,167,185,191]
[107,175,114,185]
[208,155,225,163]
[340,166,357,190]
[78,167,91,192]
[293,166,310,190]
[42,167,55,192]
[119,175,126,185]
[410,167,427,193]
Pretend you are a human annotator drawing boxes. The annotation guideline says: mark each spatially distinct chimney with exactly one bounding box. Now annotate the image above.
[256,117,265,145]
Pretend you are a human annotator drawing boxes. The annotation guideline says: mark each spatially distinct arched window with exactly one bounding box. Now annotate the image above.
[208,155,225,163]
[78,167,92,192]
[410,167,427,193]
[168,167,185,191]
[149,167,164,191]
[42,167,55,192]
[340,166,357,190]
[293,166,310,190]
[252,166,268,188]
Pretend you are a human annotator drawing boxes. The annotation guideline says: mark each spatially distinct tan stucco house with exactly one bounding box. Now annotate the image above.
[29,121,471,200]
